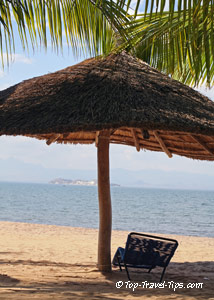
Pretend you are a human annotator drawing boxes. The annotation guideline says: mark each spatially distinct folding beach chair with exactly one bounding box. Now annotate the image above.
[112,232,178,282]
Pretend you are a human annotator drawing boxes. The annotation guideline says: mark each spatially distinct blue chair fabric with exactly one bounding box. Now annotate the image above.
[112,232,178,281]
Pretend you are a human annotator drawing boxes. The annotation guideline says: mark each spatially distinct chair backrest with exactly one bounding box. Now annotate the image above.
[123,232,178,268]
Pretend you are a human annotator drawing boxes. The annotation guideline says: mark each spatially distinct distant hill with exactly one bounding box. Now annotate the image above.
[49,178,120,187]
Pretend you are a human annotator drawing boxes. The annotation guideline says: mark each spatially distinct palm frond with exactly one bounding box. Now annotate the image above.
[0,0,130,66]
[124,2,214,86]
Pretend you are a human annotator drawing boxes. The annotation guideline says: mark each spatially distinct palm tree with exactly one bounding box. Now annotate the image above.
[1,1,214,87]
[126,0,214,87]
[0,0,129,64]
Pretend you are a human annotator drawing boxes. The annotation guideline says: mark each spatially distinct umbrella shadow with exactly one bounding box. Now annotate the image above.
[0,274,20,286]
[0,260,213,299]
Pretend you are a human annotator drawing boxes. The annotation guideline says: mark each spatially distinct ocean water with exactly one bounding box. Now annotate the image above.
[0,182,213,237]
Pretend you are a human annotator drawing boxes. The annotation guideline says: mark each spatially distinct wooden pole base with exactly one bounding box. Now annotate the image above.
[97,130,112,272]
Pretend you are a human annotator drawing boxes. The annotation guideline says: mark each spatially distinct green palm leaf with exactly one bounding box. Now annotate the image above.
[124,3,214,86]
[1,0,214,86]
[0,0,130,66]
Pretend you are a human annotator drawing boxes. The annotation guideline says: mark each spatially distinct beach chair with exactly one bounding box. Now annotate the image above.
[112,232,178,282]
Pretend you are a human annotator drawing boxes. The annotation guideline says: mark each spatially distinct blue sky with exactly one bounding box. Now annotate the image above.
[0,19,214,189]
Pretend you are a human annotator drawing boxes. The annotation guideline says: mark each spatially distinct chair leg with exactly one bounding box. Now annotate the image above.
[160,267,166,282]
[117,256,122,272]
[124,263,131,280]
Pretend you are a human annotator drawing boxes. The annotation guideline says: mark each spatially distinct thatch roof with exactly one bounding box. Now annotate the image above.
[0,51,214,160]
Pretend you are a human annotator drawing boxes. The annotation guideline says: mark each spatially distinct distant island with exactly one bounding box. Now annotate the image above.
[49,178,120,187]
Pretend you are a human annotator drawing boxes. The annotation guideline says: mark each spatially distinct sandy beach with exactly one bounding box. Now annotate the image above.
[0,221,213,300]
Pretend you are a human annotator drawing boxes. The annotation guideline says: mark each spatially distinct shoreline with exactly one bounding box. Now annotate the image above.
[0,220,213,239]
[0,221,213,299]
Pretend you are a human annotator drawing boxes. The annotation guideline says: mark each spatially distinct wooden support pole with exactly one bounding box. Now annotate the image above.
[190,134,214,156]
[97,130,112,272]
[46,134,61,145]
[153,130,173,158]
[131,128,140,152]
[95,131,100,147]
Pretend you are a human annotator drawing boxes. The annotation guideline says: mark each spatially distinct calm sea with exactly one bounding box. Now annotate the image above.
[0,182,213,237]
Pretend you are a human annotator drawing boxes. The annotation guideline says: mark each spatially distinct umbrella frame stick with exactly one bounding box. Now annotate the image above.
[97,130,112,272]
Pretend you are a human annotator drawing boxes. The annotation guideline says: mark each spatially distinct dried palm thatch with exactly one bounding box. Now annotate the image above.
[0,52,214,160]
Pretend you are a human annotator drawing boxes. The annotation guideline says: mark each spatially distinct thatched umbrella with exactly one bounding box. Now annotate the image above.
[1,52,214,272]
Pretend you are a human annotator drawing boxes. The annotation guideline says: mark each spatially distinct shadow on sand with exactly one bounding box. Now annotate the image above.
[0,259,213,299]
